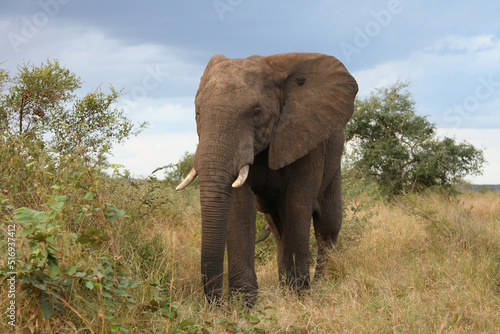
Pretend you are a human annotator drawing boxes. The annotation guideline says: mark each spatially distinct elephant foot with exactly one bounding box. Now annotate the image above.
[229,287,258,310]
[203,284,224,307]
[281,272,311,293]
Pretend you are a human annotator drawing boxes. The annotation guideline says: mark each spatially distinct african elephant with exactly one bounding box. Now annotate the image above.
[176,52,358,306]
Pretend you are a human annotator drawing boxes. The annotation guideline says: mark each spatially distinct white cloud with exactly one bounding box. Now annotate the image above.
[0,19,10,31]
[109,131,198,178]
[0,24,202,97]
[353,34,500,97]
[118,98,194,124]
[434,34,498,53]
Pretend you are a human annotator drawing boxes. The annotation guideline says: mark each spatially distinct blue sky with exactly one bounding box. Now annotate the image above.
[1,0,499,183]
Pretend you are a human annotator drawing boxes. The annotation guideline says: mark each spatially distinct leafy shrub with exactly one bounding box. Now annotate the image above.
[345,80,484,195]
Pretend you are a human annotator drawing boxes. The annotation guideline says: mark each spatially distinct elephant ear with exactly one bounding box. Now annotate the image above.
[261,53,358,170]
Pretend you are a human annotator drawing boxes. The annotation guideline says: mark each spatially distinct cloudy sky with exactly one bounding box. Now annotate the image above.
[1,0,499,184]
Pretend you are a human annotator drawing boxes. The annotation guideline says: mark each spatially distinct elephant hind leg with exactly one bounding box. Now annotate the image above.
[313,170,342,279]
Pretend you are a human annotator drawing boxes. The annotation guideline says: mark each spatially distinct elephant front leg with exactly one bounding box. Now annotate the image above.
[227,183,258,306]
[279,198,313,292]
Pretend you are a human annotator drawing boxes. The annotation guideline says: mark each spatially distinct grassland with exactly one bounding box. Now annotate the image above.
[141,188,500,333]
[1,173,499,333]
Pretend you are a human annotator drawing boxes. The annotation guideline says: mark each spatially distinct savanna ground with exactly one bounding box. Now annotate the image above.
[132,186,500,333]
[2,163,499,333]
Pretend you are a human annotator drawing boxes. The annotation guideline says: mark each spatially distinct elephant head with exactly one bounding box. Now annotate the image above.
[177,53,358,303]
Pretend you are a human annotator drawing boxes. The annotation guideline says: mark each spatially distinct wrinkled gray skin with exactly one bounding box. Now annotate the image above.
[179,53,358,306]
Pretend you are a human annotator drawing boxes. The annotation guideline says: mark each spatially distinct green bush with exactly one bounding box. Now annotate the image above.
[345,80,484,195]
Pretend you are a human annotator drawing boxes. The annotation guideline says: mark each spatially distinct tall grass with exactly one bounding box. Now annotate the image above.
[1,134,499,332]
[159,190,499,333]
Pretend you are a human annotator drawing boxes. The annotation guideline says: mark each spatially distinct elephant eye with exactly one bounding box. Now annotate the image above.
[251,107,262,120]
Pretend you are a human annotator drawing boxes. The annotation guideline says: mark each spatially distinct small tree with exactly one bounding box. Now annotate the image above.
[2,59,81,134]
[345,81,484,195]
[0,59,147,161]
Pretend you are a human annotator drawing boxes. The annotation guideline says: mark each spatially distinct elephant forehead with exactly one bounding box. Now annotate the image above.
[196,84,260,108]
[210,60,266,85]
[196,59,273,105]
[198,78,262,103]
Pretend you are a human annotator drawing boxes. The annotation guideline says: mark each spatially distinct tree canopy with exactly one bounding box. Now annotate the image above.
[0,59,147,161]
[345,81,484,195]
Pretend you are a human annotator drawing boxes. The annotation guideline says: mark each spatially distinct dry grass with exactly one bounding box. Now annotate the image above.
[141,190,500,333]
[3,188,499,333]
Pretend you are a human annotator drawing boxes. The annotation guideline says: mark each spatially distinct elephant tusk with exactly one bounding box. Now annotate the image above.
[232,165,249,188]
[176,168,197,191]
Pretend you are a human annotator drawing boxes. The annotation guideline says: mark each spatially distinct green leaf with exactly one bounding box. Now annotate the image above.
[53,302,65,313]
[22,226,35,234]
[111,325,121,332]
[90,241,103,250]
[14,207,37,223]
[67,266,77,276]
[49,201,64,212]
[85,280,94,290]
[101,291,113,299]
[49,263,59,278]
[115,209,126,217]
[76,235,92,244]
[98,234,111,242]
[33,212,49,222]
[43,307,55,318]
[128,280,142,288]
[115,289,130,297]
[74,271,87,278]
[83,191,94,200]
[32,280,47,290]
[49,195,67,211]
[39,301,52,311]
[105,212,117,221]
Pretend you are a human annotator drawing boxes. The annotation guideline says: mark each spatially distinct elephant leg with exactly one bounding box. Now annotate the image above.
[227,183,258,305]
[313,169,342,278]
[279,192,314,291]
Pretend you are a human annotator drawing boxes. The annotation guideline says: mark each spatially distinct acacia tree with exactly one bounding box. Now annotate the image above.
[345,81,484,195]
[0,59,147,160]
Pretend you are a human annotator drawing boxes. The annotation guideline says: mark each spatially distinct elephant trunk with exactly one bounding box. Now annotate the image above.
[199,175,232,303]
[194,138,238,303]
